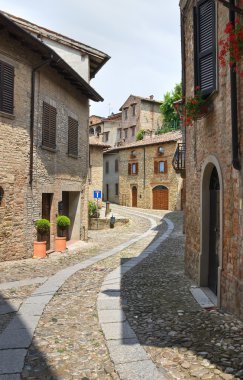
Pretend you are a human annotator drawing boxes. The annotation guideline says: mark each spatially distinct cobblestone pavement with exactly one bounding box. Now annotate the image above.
[0,206,243,380]
[121,211,243,380]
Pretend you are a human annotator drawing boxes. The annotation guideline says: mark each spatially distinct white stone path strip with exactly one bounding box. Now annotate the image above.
[0,211,167,378]
[97,215,174,380]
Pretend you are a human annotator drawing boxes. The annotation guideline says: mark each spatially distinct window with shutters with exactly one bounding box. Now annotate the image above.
[0,60,14,115]
[115,183,119,196]
[42,102,57,149]
[115,159,119,172]
[68,116,78,156]
[194,0,216,96]
[105,161,109,174]
[154,160,167,174]
[128,162,138,175]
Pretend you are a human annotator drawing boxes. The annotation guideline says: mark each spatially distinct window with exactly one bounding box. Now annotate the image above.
[68,116,78,156]
[131,104,136,116]
[0,187,4,207]
[124,128,128,139]
[42,102,57,149]
[115,183,119,196]
[104,132,109,142]
[194,0,216,96]
[124,108,128,120]
[105,161,109,174]
[131,126,136,137]
[0,60,14,114]
[154,160,167,174]
[115,159,119,172]
[128,162,138,175]
[117,128,122,139]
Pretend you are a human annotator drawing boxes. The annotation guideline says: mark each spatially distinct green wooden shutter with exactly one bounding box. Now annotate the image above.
[196,0,216,96]
[68,116,78,156]
[42,102,57,149]
[0,61,14,114]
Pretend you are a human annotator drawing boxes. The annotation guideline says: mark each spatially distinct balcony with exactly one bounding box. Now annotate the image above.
[172,143,186,174]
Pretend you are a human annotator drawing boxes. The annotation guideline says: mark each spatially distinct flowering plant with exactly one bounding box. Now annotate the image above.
[219,16,243,75]
[183,86,208,126]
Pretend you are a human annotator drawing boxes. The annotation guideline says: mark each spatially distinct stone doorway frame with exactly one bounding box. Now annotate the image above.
[199,155,223,307]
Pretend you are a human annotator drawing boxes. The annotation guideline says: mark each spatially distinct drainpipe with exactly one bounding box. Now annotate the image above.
[230,0,241,170]
[29,59,52,186]
[143,146,146,189]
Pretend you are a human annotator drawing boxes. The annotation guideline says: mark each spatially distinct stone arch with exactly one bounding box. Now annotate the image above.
[89,127,94,135]
[200,155,223,306]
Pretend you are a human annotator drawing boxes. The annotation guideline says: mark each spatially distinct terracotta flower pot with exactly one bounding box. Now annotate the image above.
[55,237,67,252]
[33,241,47,259]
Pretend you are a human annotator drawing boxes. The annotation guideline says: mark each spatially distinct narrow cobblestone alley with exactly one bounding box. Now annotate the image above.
[0,205,242,379]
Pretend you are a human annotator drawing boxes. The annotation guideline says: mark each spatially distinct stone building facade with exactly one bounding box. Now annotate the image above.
[89,137,109,205]
[180,0,243,319]
[0,12,108,261]
[89,112,122,147]
[107,131,182,210]
[120,95,163,144]
[103,152,120,204]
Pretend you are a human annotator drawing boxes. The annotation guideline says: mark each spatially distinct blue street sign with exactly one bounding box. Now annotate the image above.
[93,190,102,199]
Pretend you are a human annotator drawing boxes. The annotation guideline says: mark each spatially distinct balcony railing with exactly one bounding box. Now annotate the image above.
[172,143,186,172]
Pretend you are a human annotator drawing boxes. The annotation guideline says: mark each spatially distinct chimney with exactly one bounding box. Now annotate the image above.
[149,95,154,100]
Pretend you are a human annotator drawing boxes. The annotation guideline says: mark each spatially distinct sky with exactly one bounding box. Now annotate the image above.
[0,0,182,117]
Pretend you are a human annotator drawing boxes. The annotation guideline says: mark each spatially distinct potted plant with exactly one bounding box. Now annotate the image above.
[55,215,70,252]
[33,219,50,258]
[88,201,100,218]
[184,86,209,126]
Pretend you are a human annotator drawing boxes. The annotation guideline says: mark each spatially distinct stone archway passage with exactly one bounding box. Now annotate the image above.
[153,185,169,210]
[132,186,137,207]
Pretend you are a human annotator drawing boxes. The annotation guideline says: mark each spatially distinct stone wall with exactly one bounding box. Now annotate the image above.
[89,145,104,206]
[0,30,89,261]
[118,141,182,210]
[182,0,243,319]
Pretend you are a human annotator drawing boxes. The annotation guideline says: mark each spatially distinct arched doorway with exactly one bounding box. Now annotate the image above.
[132,186,137,207]
[200,157,223,304]
[152,185,169,210]
[208,167,220,295]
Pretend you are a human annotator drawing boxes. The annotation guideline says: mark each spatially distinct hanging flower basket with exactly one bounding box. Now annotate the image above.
[183,87,210,126]
[219,16,243,75]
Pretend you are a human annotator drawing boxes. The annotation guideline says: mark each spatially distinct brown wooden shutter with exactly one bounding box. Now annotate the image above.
[128,163,131,175]
[68,116,78,156]
[136,162,139,174]
[196,0,216,96]
[154,161,158,174]
[164,161,168,173]
[0,61,14,114]
[42,102,57,149]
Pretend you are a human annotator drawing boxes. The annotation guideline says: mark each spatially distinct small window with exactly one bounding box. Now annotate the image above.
[117,128,122,139]
[68,116,78,156]
[96,126,101,135]
[132,104,136,117]
[115,159,119,172]
[131,126,136,137]
[89,128,94,135]
[0,60,14,114]
[154,160,167,174]
[42,102,57,149]
[104,132,109,142]
[124,128,128,139]
[105,161,109,174]
[124,108,128,120]
[128,162,138,175]
[115,183,119,195]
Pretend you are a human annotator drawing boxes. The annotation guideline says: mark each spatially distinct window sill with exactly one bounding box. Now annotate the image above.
[0,111,15,120]
[67,153,79,159]
[40,145,57,153]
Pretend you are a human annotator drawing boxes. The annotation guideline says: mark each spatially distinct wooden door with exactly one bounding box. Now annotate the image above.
[42,193,52,250]
[132,186,137,207]
[208,167,220,295]
[153,186,169,210]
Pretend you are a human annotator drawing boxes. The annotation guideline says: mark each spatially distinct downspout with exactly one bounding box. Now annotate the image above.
[143,146,146,189]
[29,59,52,186]
[230,0,241,170]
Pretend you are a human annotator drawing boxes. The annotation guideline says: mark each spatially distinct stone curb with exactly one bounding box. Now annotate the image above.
[0,210,161,376]
[97,216,174,380]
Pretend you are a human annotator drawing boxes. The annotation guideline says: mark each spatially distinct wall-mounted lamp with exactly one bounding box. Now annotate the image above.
[158,146,164,155]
